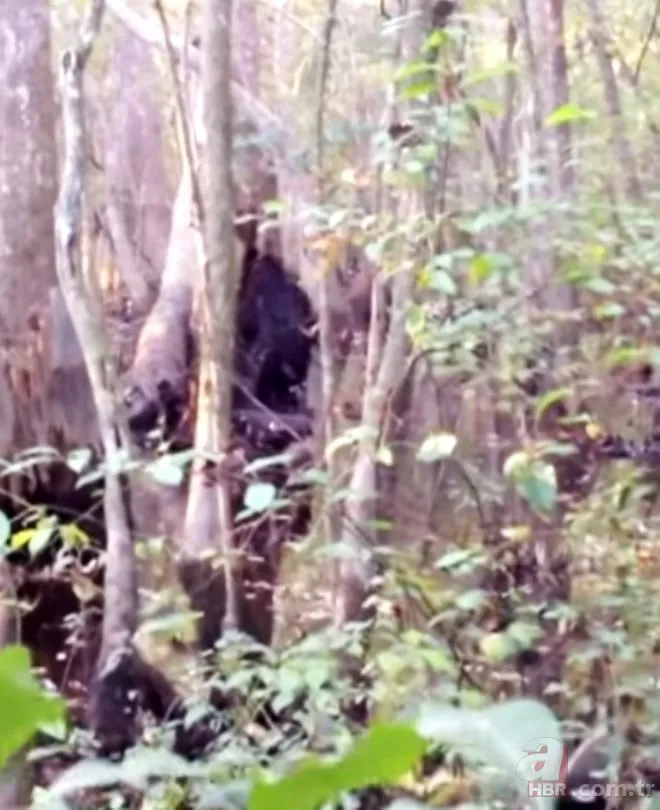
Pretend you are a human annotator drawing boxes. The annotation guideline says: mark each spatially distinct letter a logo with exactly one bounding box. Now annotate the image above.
[516,738,567,783]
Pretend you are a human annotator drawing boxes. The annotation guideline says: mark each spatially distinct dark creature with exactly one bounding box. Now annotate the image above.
[237,251,317,413]
[124,249,317,450]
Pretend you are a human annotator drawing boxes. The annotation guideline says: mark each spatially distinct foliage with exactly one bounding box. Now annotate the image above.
[12,0,660,807]
[0,645,65,771]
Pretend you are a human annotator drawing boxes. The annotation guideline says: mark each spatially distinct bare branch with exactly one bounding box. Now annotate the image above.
[633,0,660,83]
[106,0,287,137]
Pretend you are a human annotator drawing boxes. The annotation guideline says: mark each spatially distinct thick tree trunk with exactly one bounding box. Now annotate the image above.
[0,0,92,457]
[123,169,196,432]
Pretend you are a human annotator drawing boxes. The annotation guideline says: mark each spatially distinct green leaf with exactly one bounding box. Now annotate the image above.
[325,426,378,460]
[244,452,294,474]
[145,458,185,487]
[503,451,530,478]
[534,387,571,419]
[480,632,517,662]
[395,59,436,81]
[429,269,457,295]
[399,79,437,100]
[545,103,596,127]
[0,510,11,550]
[455,589,487,612]
[594,302,625,320]
[604,345,644,369]
[29,525,56,557]
[436,548,480,571]
[507,620,543,651]
[47,747,205,797]
[417,433,457,462]
[65,447,93,474]
[414,699,561,810]
[248,723,427,810]
[0,645,65,771]
[243,482,277,513]
[518,461,557,516]
[423,29,449,52]
[467,253,496,286]
[504,453,557,515]
[580,276,616,294]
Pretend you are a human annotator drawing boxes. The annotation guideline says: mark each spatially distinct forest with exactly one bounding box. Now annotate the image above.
[2,0,660,808]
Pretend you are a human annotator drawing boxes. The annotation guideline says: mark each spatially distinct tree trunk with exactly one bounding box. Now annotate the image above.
[584,0,642,202]
[233,0,281,256]
[104,26,173,312]
[123,168,196,430]
[0,0,69,457]
[178,0,241,649]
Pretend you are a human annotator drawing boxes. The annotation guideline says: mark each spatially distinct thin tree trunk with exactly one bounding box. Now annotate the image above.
[584,0,642,202]
[547,0,574,197]
[333,0,431,624]
[56,0,184,753]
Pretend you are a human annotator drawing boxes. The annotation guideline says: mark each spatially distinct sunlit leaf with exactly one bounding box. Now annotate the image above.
[594,302,625,320]
[145,458,186,487]
[503,451,530,478]
[248,723,427,810]
[0,511,11,550]
[395,59,437,81]
[534,387,571,419]
[29,525,56,557]
[10,529,36,551]
[0,645,65,771]
[423,29,449,52]
[519,461,557,515]
[417,433,457,462]
[244,452,294,474]
[377,445,394,466]
[545,103,596,127]
[507,620,543,650]
[480,632,517,662]
[414,698,560,810]
[429,269,457,295]
[580,276,616,294]
[243,482,277,513]
[65,447,93,474]
[604,346,644,369]
[325,426,378,460]
[399,79,437,100]
[47,747,205,797]
[455,589,487,611]
[467,253,495,286]
[435,548,480,571]
[59,524,91,548]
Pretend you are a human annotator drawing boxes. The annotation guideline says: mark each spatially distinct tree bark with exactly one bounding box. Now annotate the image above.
[0,0,72,457]
[56,0,185,754]
[178,0,241,649]
[584,0,643,202]
[104,26,173,312]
